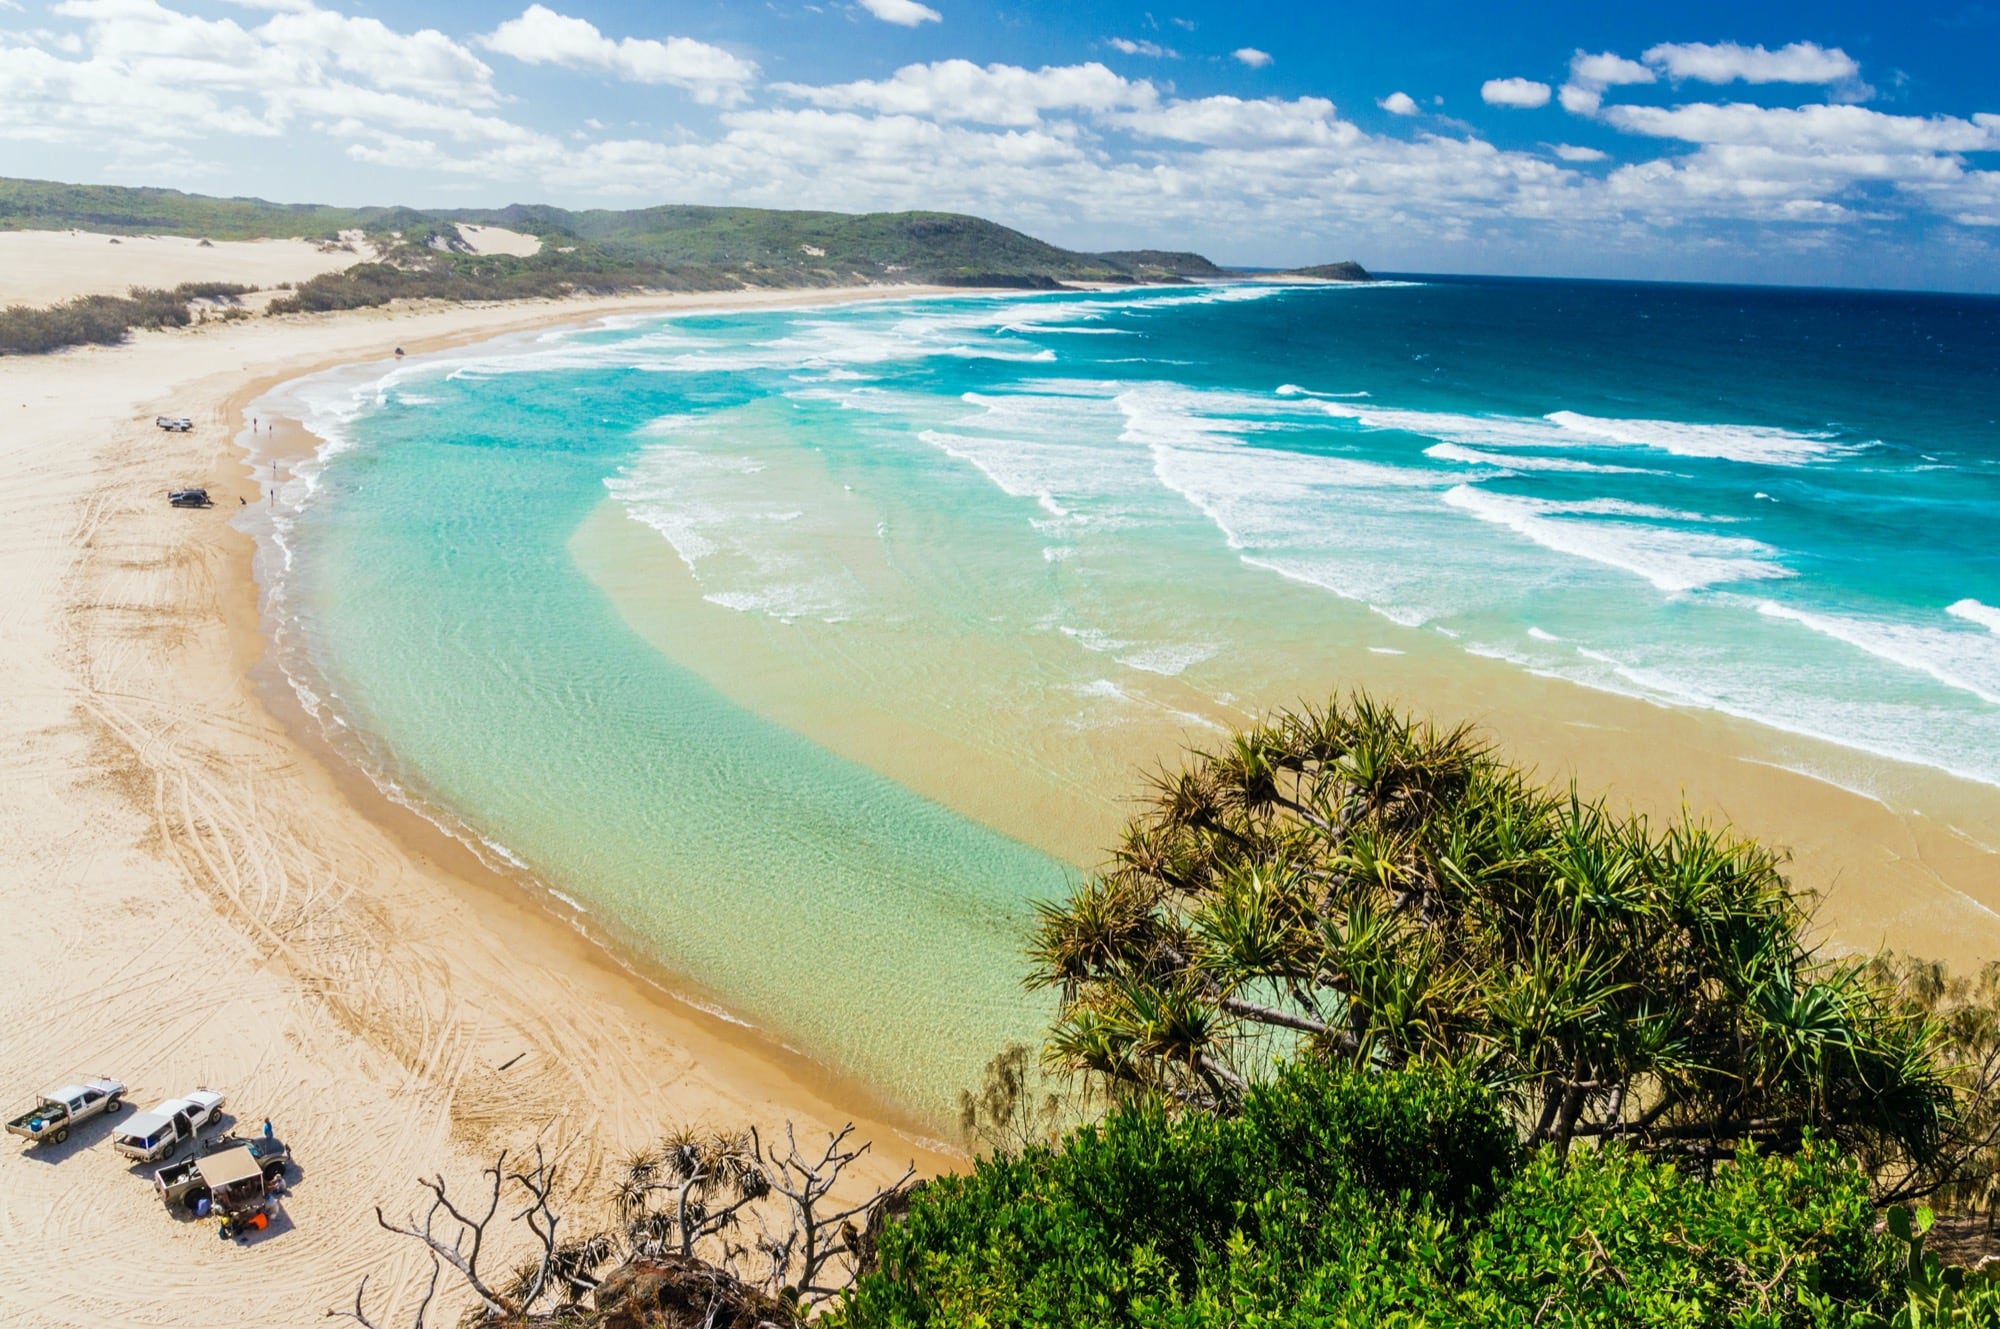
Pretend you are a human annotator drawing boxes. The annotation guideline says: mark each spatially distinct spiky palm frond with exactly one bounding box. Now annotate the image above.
[1027,691,1962,1188]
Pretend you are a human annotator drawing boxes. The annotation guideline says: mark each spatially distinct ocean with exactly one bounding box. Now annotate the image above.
[255,276,2000,1126]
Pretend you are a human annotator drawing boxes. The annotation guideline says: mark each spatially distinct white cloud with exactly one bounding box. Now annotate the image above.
[1482,77,1551,108]
[777,60,1152,126]
[1379,91,1419,117]
[1559,49,1654,115]
[1107,37,1174,58]
[1603,102,2000,155]
[482,6,756,105]
[1118,96,1355,148]
[1570,51,1654,89]
[857,0,940,27]
[1232,48,1272,69]
[259,9,497,103]
[1595,101,2000,225]
[1642,41,1860,86]
[5,4,1996,281]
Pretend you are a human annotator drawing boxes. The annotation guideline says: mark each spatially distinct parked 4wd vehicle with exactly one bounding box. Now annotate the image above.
[113,1091,226,1163]
[6,1079,124,1147]
[154,1135,290,1214]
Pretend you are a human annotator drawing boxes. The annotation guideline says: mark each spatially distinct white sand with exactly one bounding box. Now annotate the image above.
[0,270,953,1326]
[456,224,542,257]
[0,230,367,305]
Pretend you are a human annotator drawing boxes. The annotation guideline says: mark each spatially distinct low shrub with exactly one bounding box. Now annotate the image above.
[0,283,249,354]
[835,1059,1899,1329]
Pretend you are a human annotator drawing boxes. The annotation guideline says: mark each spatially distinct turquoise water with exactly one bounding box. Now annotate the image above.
[264,278,2000,1123]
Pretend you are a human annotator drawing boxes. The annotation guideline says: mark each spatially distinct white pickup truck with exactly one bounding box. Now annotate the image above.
[6,1079,125,1146]
[112,1090,226,1163]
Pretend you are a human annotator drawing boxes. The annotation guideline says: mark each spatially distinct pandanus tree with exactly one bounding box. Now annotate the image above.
[1028,694,1954,1176]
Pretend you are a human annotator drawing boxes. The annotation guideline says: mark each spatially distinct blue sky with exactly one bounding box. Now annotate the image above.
[3,0,1997,288]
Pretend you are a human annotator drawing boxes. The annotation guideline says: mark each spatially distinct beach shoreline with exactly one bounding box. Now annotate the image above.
[0,284,963,1328]
[232,291,984,1148]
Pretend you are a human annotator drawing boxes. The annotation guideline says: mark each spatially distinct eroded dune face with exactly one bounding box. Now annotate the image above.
[0,230,363,305]
[453,223,541,258]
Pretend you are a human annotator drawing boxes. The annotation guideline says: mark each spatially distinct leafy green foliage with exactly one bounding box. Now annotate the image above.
[0,282,250,354]
[263,253,739,314]
[837,1060,1896,1329]
[1029,694,1949,1182]
[1854,1206,2000,1328]
[0,176,375,239]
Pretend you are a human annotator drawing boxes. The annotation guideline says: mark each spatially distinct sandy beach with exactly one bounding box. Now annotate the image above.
[5,242,2000,1326]
[0,269,956,1326]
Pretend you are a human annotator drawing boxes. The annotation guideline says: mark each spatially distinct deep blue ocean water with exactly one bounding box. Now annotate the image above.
[261,276,2000,1123]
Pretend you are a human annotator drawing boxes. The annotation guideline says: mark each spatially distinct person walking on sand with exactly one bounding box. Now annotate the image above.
[261,1118,272,1140]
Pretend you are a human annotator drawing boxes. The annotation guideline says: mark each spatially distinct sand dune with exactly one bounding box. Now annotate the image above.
[0,284,950,1327]
[455,223,542,257]
[0,230,367,306]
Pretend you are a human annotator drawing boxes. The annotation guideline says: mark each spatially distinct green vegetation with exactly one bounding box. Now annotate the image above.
[0,282,249,355]
[0,176,376,240]
[829,696,2000,1328]
[1027,696,1953,1180]
[1286,260,1375,280]
[837,1060,1891,1328]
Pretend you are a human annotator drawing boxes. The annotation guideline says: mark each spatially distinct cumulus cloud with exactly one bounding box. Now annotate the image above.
[777,60,1151,126]
[1482,77,1551,108]
[5,3,1997,277]
[10,0,528,150]
[1559,49,1654,115]
[1232,47,1272,69]
[857,0,941,27]
[482,6,755,104]
[1596,101,2000,225]
[1118,95,1355,148]
[1643,40,1859,86]
[1107,37,1174,58]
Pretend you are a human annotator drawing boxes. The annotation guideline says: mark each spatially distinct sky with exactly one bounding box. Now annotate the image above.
[2,0,1998,289]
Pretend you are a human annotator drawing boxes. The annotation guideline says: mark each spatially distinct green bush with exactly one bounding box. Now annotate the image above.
[835,1060,1900,1329]
[0,285,227,354]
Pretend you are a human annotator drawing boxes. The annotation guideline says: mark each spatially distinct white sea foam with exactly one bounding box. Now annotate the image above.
[605,440,861,619]
[1118,642,1220,676]
[1320,399,1849,467]
[1441,487,1790,593]
[1545,412,1849,465]
[1276,384,1370,399]
[1122,383,1459,625]
[1061,626,1130,654]
[1948,599,2000,634]
[1757,601,2000,706]
[1423,442,1649,475]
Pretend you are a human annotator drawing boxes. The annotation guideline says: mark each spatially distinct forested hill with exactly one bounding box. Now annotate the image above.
[0,177,1206,287]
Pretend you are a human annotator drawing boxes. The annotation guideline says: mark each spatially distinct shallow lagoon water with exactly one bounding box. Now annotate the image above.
[267,279,2000,1124]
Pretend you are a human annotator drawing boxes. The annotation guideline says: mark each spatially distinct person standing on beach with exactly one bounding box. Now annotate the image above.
[261,1118,272,1140]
